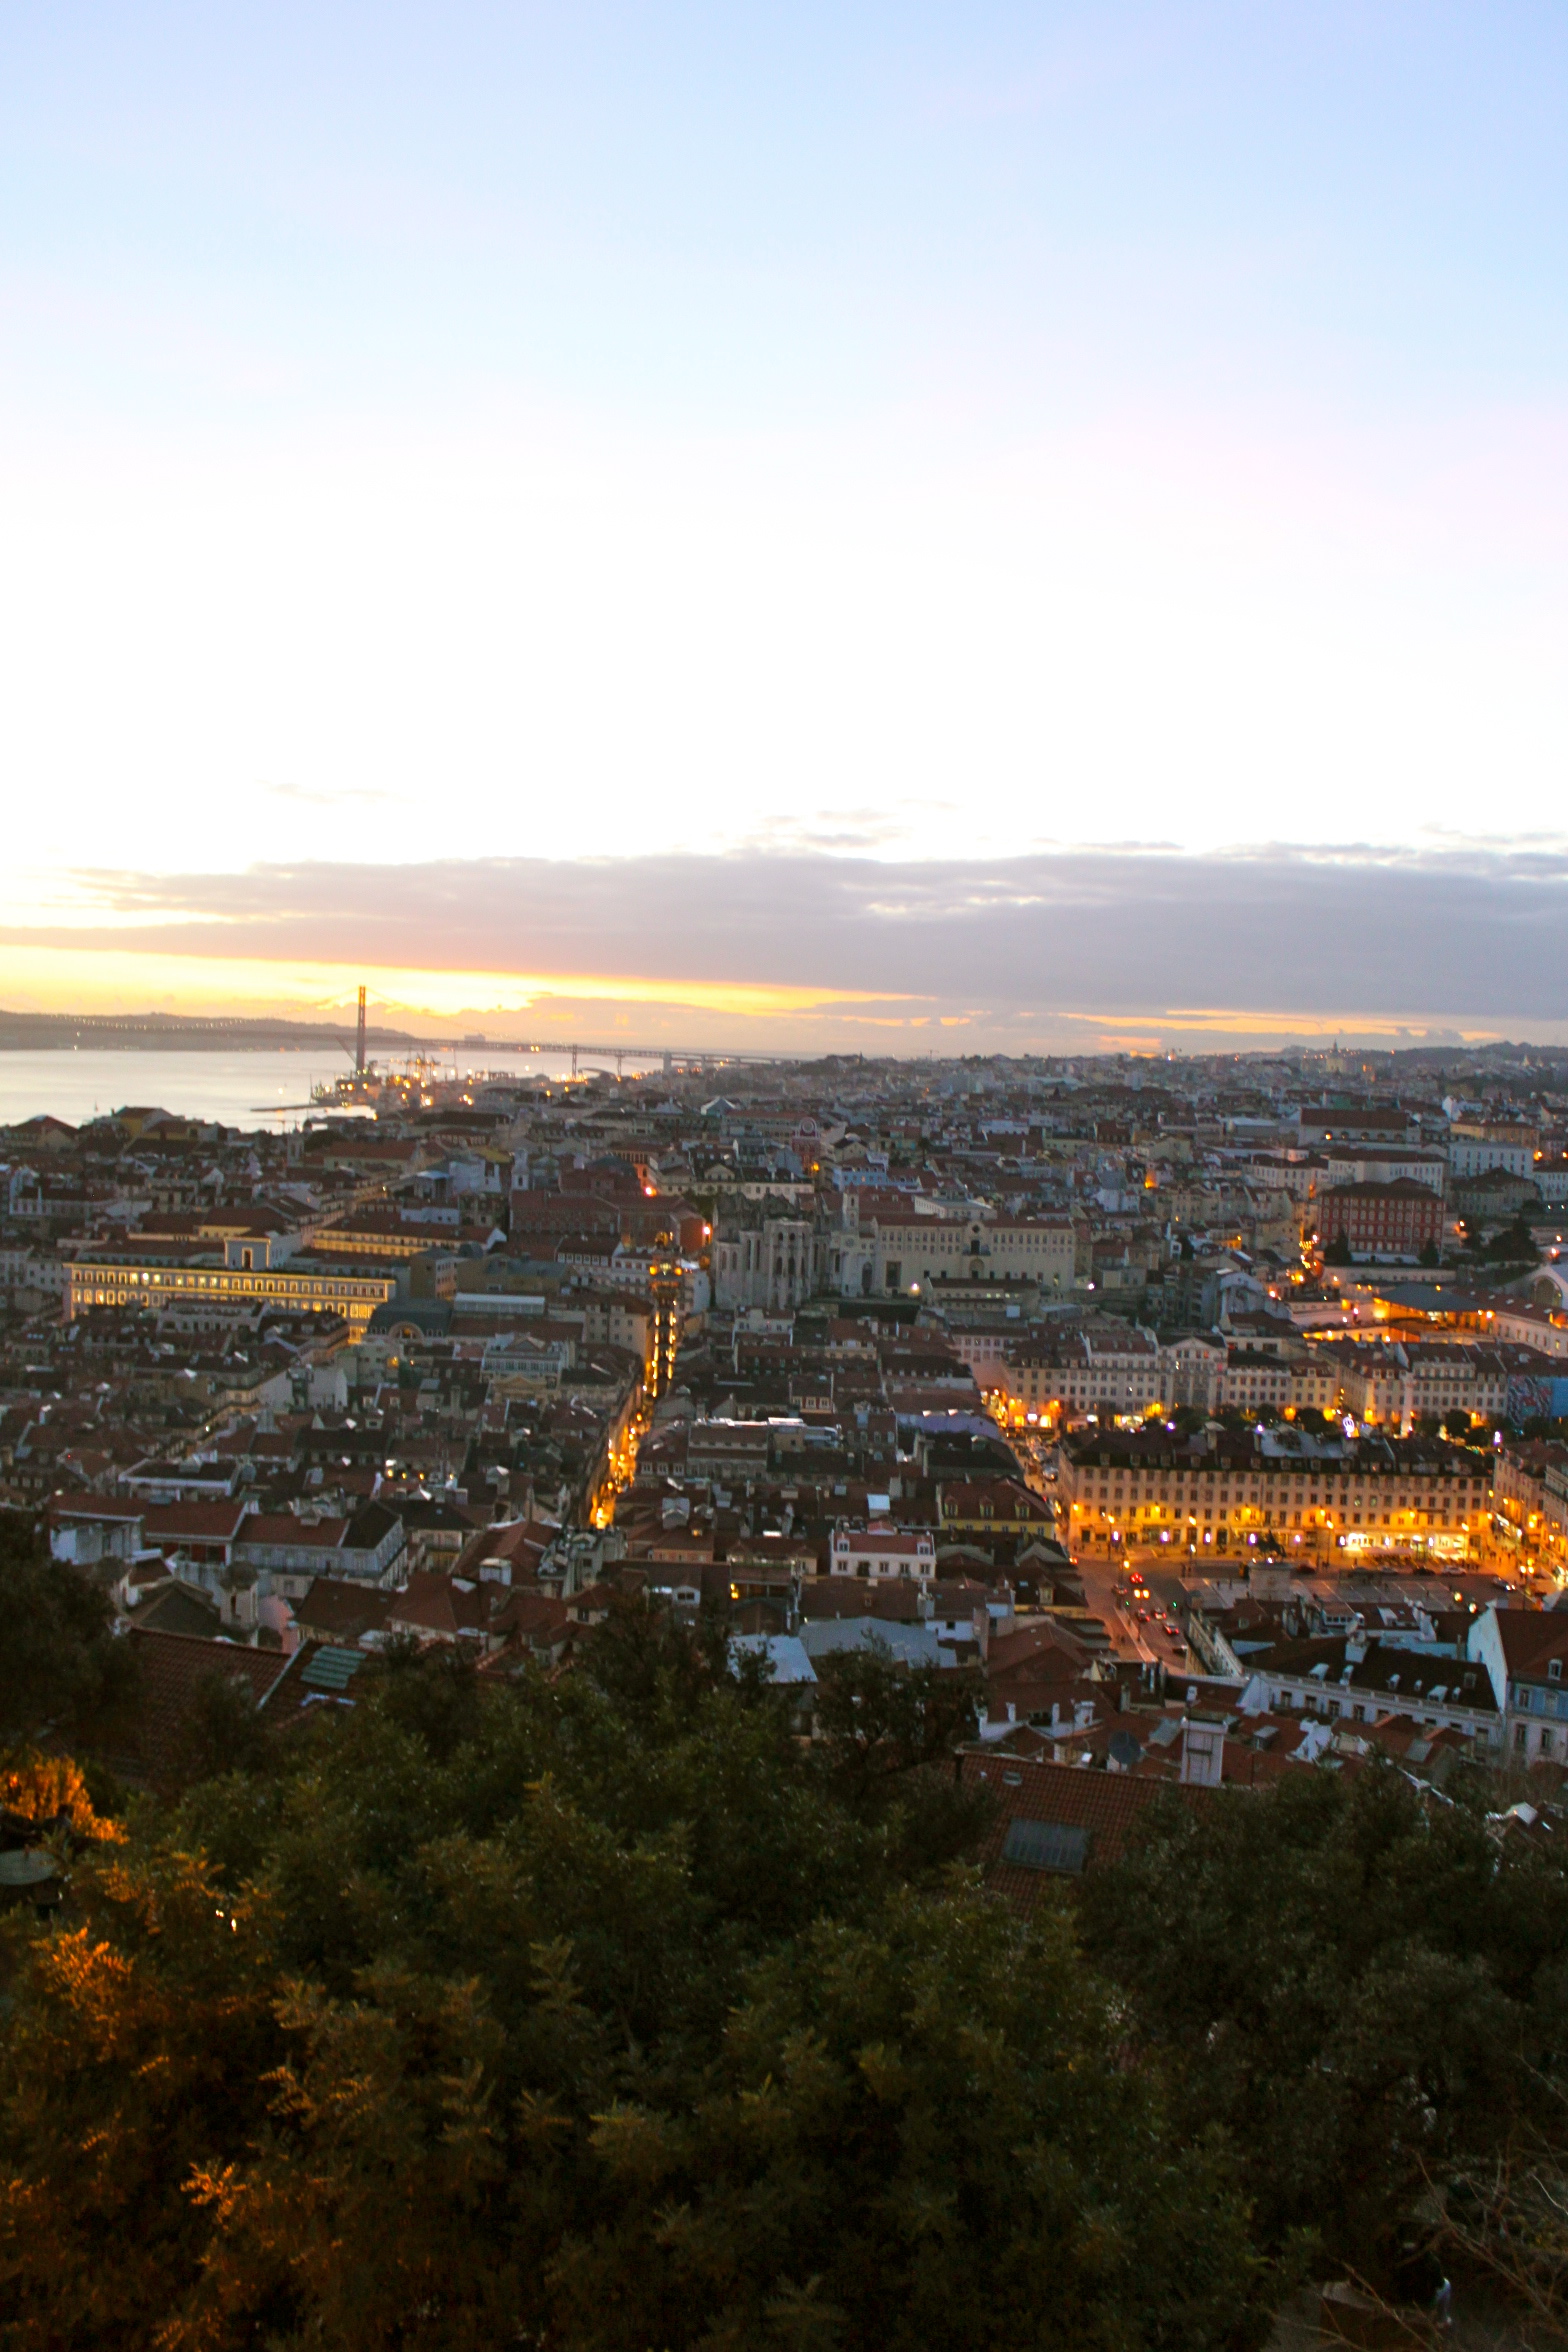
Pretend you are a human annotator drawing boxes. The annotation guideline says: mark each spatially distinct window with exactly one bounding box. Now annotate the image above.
[1001,1819,1091,1875]
[1551,1660,1563,1684]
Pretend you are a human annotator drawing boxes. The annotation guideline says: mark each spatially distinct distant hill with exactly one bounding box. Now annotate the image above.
[0,1008,426,1053]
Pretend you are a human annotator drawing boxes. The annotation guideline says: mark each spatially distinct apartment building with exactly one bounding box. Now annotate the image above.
[1468,1607,1568,1765]
[1000,1325,1164,1418]
[65,1241,401,1335]
[1058,1427,1489,1565]
[1241,1636,1498,1747]
[1318,1147,1449,1196]
[1316,1178,1444,1260]
[1449,1126,1537,1180]
[828,1525,937,1581]
[868,1211,1078,1296]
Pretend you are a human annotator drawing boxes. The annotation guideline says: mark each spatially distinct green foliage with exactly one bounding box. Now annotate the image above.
[1483,1217,1541,1267]
[14,1608,1566,2345]
[550,1886,1252,2352]
[0,1616,1252,2351]
[1079,1765,1568,2287]
[0,1514,137,1758]
[811,1644,978,1794]
[166,1668,273,1790]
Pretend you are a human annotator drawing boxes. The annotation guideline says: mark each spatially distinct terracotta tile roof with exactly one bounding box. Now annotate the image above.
[141,1501,250,1545]
[1492,1609,1568,1676]
[986,1622,1095,1687]
[388,1570,496,1641]
[491,1588,572,1656]
[124,1583,223,1640]
[961,1749,1213,1910]
[452,1516,558,1579]
[292,1576,396,1643]
[117,1629,300,1789]
[237,1514,350,1550]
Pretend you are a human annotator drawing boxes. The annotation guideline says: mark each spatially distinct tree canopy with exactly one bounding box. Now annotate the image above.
[0,1512,136,1760]
[5,1593,1568,2348]
[1079,1767,1568,2284]
[0,1604,1250,2352]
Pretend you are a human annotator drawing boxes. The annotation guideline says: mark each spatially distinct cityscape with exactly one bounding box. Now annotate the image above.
[9,1033,1568,2343]
[7,1029,1568,1742]
[7,4,1568,2346]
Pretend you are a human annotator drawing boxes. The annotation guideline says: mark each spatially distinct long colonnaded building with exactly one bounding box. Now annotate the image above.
[1057,1427,1492,1566]
[65,1232,403,1337]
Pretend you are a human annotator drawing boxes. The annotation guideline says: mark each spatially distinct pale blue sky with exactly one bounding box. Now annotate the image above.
[7,5,1568,421]
[2,4,1566,930]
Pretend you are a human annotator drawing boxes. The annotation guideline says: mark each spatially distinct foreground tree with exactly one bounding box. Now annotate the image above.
[0,1515,136,1760]
[0,1613,1254,2351]
[1079,1764,1568,2290]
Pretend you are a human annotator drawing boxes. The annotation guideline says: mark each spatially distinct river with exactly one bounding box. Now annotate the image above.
[0,1048,657,1131]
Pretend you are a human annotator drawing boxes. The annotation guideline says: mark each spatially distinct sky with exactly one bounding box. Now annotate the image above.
[2,3,1566,1053]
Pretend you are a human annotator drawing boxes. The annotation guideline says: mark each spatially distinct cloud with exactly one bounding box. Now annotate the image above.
[3,840,1567,1041]
[262,782,399,809]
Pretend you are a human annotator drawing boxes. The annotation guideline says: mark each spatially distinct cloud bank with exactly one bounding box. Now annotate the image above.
[3,843,1566,1051]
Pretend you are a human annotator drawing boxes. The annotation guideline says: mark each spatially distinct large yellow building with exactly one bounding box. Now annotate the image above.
[65,1241,401,1337]
[1058,1428,1491,1567]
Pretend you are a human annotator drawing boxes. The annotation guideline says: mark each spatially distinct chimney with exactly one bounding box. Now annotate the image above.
[1179,1715,1225,1789]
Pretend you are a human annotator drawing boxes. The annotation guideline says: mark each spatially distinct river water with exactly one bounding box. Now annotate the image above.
[0,1048,655,1131]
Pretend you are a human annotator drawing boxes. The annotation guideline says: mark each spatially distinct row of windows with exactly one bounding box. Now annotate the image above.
[1077,1477,1480,1498]
[75,1268,383,1305]
[1080,1503,1468,1529]
[1278,1686,1485,1737]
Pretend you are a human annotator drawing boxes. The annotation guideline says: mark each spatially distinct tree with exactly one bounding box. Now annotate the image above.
[1324,1234,1355,1267]
[166,1666,272,1788]
[1485,1218,1541,1268]
[0,1515,137,1761]
[811,1644,979,1799]
[1079,1765,1568,2291]
[547,1884,1252,2352]
[1,1622,1250,2352]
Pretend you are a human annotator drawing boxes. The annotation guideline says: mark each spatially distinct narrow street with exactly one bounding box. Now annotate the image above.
[590,1401,652,1528]
[1073,1554,1196,1676]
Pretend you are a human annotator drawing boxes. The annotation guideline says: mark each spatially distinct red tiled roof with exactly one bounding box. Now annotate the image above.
[118,1629,299,1789]
[388,1570,495,1640]
[1492,1609,1568,1674]
[292,1577,396,1641]
[48,1493,145,1523]
[236,1514,350,1550]
[986,1622,1094,1683]
[961,1749,1213,1909]
[141,1501,250,1544]
[452,1516,558,1578]
[491,1588,571,1648]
